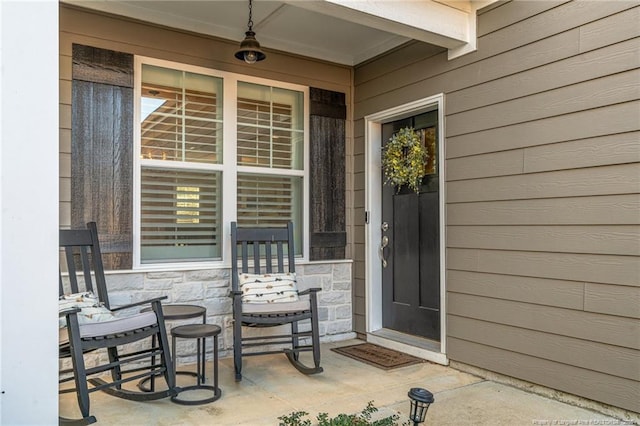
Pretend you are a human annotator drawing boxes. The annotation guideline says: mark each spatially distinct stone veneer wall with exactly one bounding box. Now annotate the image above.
[88,261,353,368]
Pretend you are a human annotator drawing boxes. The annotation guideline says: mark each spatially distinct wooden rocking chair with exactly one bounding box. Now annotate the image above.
[230,222,323,381]
[59,222,177,425]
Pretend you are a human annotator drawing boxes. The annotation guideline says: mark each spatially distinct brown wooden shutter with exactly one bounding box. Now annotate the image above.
[71,44,133,270]
[309,88,347,260]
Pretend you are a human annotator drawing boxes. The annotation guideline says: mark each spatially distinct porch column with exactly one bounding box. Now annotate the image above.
[0,0,59,423]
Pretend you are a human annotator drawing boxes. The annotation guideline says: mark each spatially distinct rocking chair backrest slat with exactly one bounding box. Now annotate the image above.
[59,222,111,309]
[286,222,295,273]
[241,241,249,272]
[64,246,79,294]
[252,241,260,274]
[277,241,285,272]
[230,222,295,292]
[80,246,94,294]
[265,242,273,273]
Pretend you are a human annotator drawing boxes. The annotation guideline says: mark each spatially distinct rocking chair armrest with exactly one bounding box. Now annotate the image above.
[298,288,321,296]
[59,307,81,317]
[110,296,168,312]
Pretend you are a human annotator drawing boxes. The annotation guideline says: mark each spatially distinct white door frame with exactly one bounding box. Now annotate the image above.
[364,94,448,365]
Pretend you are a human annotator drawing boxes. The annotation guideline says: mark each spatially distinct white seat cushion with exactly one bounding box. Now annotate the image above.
[59,291,158,343]
[59,311,158,344]
[239,272,299,304]
[78,311,158,338]
[242,299,310,314]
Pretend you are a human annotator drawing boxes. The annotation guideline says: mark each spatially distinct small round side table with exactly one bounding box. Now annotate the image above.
[159,304,207,323]
[138,304,207,392]
[170,323,222,405]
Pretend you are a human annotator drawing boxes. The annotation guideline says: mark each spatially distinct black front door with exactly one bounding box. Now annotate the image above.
[381,111,440,341]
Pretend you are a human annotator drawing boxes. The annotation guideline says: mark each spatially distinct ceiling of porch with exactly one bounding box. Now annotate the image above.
[61,0,495,66]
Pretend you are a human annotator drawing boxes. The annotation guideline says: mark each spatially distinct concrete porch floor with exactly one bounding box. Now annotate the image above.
[60,339,625,425]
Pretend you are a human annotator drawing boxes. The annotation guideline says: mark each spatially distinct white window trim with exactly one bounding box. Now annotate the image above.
[133,56,309,270]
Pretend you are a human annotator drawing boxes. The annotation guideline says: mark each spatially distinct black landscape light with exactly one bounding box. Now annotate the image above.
[408,387,434,425]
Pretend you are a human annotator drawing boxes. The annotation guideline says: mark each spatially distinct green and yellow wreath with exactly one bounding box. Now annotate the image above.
[382,127,429,193]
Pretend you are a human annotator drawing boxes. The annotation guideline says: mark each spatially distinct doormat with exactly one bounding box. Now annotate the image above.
[331,343,424,370]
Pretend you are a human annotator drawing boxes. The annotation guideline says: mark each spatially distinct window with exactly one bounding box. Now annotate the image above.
[140,168,221,262]
[135,58,307,266]
[138,64,223,264]
[237,82,304,251]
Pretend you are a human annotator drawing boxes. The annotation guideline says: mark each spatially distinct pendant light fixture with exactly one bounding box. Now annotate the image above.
[234,0,266,64]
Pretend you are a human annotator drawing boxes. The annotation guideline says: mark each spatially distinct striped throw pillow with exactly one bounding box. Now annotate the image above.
[239,272,299,304]
[58,291,115,328]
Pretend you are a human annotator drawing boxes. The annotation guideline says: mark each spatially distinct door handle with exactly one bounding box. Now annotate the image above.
[378,235,389,268]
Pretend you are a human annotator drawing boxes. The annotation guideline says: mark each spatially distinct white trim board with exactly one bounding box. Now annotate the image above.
[368,331,449,366]
[364,94,447,365]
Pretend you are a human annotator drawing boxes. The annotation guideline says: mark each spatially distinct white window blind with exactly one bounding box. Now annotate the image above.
[139,64,223,264]
[237,83,303,170]
[140,167,221,262]
[236,82,304,254]
[237,174,302,226]
[141,65,223,164]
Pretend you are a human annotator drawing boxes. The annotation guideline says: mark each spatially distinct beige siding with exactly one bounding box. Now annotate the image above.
[447,194,640,225]
[446,39,640,115]
[477,1,570,37]
[447,270,585,310]
[447,225,640,256]
[584,283,640,319]
[448,248,638,287]
[524,132,640,173]
[448,338,640,413]
[446,131,640,180]
[446,101,640,158]
[447,69,640,136]
[447,162,639,201]
[354,0,640,412]
[448,316,640,381]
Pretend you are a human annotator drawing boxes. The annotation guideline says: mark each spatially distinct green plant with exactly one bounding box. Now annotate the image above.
[278,401,408,426]
[381,126,428,194]
[278,410,312,426]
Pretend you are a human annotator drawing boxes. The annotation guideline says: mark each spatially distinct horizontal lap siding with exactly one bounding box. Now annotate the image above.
[447,225,640,256]
[448,248,638,287]
[448,316,640,380]
[446,101,640,158]
[448,338,640,414]
[447,163,640,202]
[446,69,640,137]
[354,0,640,412]
[447,194,640,225]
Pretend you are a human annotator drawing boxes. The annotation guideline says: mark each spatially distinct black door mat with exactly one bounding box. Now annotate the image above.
[331,343,424,370]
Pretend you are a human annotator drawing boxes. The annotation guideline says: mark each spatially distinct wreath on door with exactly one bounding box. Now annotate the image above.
[381,126,429,194]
